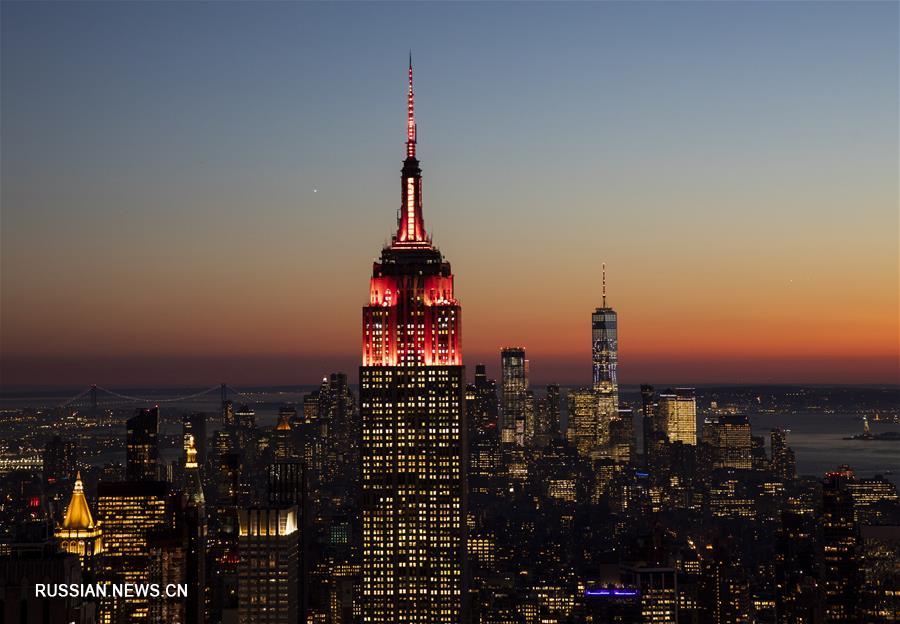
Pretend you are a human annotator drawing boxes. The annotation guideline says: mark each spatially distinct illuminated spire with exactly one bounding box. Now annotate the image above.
[62,471,95,530]
[184,434,205,506]
[395,54,428,245]
[602,263,607,308]
[407,51,416,158]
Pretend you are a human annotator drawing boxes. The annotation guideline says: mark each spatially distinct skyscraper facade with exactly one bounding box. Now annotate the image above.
[126,407,160,481]
[770,428,796,481]
[500,347,527,445]
[821,471,860,622]
[702,414,752,470]
[97,480,170,622]
[359,59,466,623]
[237,506,300,624]
[569,388,598,458]
[659,388,697,446]
[546,383,561,440]
[592,265,618,443]
[468,364,500,493]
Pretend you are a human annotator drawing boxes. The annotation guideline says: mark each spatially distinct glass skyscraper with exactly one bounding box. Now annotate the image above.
[592,265,618,454]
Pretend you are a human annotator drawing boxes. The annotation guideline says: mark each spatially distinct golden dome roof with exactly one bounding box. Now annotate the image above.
[62,472,95,530]
[276,413,292,431]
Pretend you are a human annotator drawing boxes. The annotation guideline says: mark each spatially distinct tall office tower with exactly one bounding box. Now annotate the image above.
[658,388,697,446]
[273,411,296,460]
[127,407,160,481]
[359,58,465,623]
[0,538,91,624]
[267,461,308,617]
[569,388,599,457]
[546,383,561,439]
[468,364,500,493]
[238,506,300,624]
[775,511,821,623]
[222,399,236,427]
[302,390,321,422]
[858,525,900,623]
[592,264,618,438]
[622,566,677,624]
[55,471,103,574]
[43,434,79,525]
[184,434,205,509]
[184,445,208,624]
[702,414,752,470]
[183,412,207,467]
[43,434,77,486]
[148,440,206,624]
[821,471,860,623]
[846,475,899,524]
[267,462,305,507]
[523,389,536,446]
[609,408,635,464]
[500,347,527,445]
[97,480,171,622]
[640,384,661,468]
[770,428,796,481]
[532,393,550,445]
[750,434,768,470]
[319,372,359,493]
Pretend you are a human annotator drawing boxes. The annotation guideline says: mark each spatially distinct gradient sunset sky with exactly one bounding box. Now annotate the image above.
[1,1,897,388]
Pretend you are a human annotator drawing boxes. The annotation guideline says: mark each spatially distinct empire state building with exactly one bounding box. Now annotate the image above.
[359,58,466,622]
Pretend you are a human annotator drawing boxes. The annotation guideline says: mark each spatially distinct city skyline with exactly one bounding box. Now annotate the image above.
[2,1,898,388]
[1,7,900,620]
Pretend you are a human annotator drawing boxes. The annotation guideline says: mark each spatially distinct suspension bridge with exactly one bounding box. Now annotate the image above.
[57,383,262,411]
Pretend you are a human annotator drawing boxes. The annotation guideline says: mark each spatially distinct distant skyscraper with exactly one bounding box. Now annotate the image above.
[318,372,358,493]
[222,399,236,427]
[267,462,305,508]
[97,480,170,622]
[609,408,636,464]
[546,383,561,439]
[468,364,500,492]
[43,434,77,486]
[183,434,205,508]
[702,414,752,470]
[770,428,796,481]
[359,58,465,623]
[569,388,598,457]
[821,471,860,622]
[658,388,697,446]
[592,264,618,440]
[523,389,536,446]
[148,439,206,624]
[640,384,661,468]
[500,347,527,445]
[127,407,160,481]
[238,506,300,624]
[622,566,677,624]
[182,411,207,467]
[846,475,899,525]
[273,410,295,461]
[0,539,90,624]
